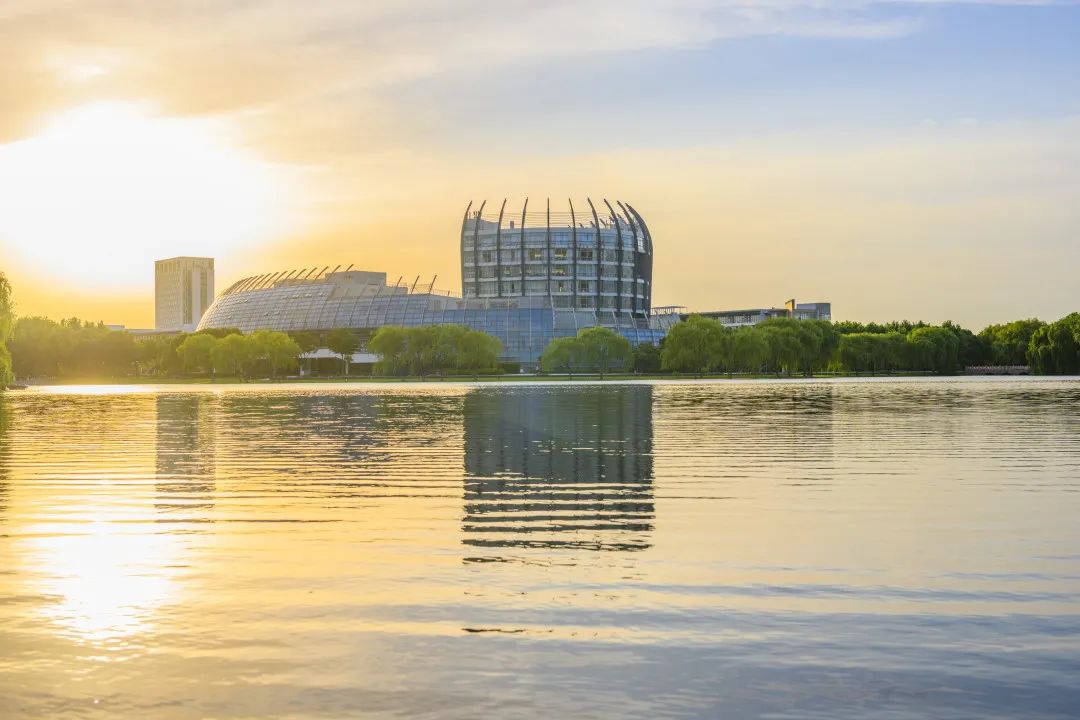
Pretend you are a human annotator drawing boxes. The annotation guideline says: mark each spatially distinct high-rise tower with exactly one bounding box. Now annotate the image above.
[155,257,215,331]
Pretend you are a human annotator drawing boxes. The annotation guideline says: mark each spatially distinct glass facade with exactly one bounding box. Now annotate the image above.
[198,271,674,367]
[459,198,654,316]
[197,198,667,367]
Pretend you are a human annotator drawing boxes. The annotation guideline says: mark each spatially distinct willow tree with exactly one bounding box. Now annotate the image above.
[660,314,725,375]
[0,273,13,388]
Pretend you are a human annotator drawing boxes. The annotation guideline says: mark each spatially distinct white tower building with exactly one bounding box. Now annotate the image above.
[155,257,215,332]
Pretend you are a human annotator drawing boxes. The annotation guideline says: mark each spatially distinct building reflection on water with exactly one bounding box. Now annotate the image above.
[156,394,217,517]
[462,385,655,555]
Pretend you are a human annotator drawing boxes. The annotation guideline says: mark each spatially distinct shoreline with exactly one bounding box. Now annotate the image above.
[6,372,1072,389]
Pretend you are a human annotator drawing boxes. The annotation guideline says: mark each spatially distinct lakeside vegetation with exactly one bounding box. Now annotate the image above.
[657,314,1078,376]
[2,272,1079,385]
[0,274,13,387]
[540,327,632,378]
[368,324,502,376]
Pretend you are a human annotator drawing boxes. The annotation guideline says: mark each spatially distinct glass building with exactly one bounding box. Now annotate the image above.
[197,199,674,366]
[461,198,653,315]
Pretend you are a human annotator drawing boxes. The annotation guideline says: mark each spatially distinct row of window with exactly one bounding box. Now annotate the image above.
[465,248,639,264]
[465,235,645,251]
[465,281,642,296]
[465,265,642,280]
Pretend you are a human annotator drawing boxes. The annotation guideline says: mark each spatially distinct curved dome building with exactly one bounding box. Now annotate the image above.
[198,198,673,367]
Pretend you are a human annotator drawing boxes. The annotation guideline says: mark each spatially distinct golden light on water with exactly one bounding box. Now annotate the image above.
[30,513,184,643]
[0,102,299,288]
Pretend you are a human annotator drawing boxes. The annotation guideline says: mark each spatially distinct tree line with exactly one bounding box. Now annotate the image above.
[655,313,1080,376]
[3,268,1079,382]
[5,316,308,381]
[1,310,505,380]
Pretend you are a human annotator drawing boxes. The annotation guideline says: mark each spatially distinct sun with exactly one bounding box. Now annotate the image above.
[0,102,300,289]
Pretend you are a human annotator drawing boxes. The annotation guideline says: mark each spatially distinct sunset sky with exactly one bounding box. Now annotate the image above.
[1,1,1077,329]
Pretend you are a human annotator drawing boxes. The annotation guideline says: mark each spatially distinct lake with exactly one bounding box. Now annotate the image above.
[1,378,1078,719]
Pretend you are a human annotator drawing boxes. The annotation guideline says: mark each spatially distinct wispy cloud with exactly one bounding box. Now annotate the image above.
[0,0,1055,140]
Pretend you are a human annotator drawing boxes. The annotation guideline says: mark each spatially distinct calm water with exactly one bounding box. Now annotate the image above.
[1,378,1079,719]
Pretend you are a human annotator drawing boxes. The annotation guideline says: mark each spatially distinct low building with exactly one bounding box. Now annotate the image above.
[197,267,674,367]
[687,299,832,327]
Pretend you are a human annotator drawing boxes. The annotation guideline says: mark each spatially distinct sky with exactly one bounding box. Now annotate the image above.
[0,0,1077,329]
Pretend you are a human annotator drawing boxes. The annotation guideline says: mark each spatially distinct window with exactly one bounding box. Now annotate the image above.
[551,266,567,277]
[528,249,543,261]
[555,281,568,293]
[578,249,594,261]
[482,251,493,263]
[553,248,568,260]
[578,281,591,293]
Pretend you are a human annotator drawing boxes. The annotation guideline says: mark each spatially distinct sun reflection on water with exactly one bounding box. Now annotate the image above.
[30,513,184,644]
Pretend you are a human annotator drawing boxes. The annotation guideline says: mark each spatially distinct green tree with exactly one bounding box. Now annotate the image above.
[264,332,303,378]
[576,327,631,379]
[980,319,1044,366]
[327,328,360,375]
[838,332,905,374]
[11,317,140,379]
[453,327,502,373]
[632,343,662,374]
[135,334,187,377]
[368,326,409,375]
[289,331,320,375]
[196,327,241,339]
[8,317,63,378]
[661,315,725,375]
[211,333,256,379]
[248,330,302,378]
[0,273,13,388]
[731,327,768,374]
[942,320,990,369]
[907,326,960,373]
[369,325,502,376]
[759,323,801,375]
[176,333,218,375]
[1027,313,1080,375]
[540,336,580,376]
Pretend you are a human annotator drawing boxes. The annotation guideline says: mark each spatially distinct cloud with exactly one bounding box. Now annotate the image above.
[2,1,1078,327]
[0,0,1042,141]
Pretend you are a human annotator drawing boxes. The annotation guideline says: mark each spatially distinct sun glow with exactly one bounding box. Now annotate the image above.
[0,102,300,289]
